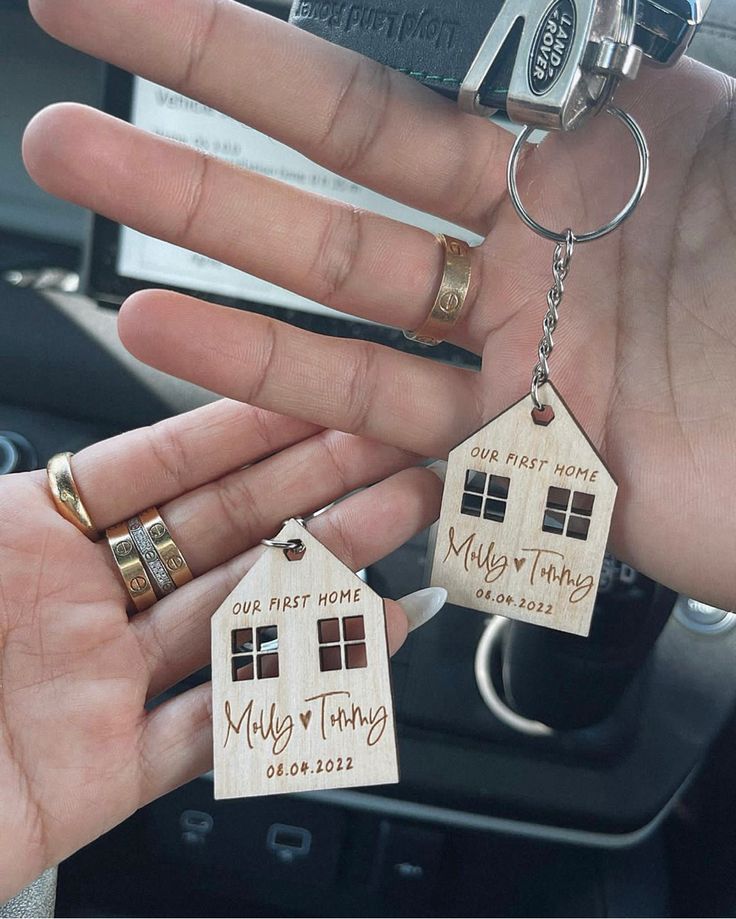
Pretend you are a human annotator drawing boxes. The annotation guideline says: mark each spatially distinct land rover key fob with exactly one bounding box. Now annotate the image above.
[289,0,710,130]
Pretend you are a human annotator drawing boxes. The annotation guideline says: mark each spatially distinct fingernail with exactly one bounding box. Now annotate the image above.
[427,460,447,482]
[399,587,448,633]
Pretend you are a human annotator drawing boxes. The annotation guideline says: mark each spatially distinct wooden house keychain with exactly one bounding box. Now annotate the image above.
[431,107,650,638]
[211,518,399,799]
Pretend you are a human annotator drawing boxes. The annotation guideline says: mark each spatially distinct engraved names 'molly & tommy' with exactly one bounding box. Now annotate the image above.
[431,384,617,637]
[211,520,398,799]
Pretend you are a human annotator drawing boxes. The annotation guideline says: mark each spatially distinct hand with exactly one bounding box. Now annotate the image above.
[22,3,735,609]
[0,402,442,899]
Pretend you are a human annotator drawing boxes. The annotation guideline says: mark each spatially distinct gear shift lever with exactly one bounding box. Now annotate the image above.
[501,562,676,730]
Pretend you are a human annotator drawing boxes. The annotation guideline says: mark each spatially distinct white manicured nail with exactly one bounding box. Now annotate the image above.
[399,587,448,633]
[427,460,447,482]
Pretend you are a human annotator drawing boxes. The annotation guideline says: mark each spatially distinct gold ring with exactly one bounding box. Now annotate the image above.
[106,521,158,612]
[138,507,193,588]
[403,234,473,346]
[46,452,99,540]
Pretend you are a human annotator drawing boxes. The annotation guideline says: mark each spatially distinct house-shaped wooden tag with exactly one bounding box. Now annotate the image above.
[211,519,399,799]
[431,384,617,637]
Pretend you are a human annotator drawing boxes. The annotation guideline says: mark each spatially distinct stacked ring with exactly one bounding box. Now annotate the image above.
[106,522,159,612]
[105,507,192,611]
[128,515,177,598]
[46,452,192,611]
[138,507,193,588]
[105,508,191,611]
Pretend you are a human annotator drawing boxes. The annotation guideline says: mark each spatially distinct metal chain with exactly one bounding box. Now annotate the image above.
[530,229,576,411]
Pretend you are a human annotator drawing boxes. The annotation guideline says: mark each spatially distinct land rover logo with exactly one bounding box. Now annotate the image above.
[529,0,576,95]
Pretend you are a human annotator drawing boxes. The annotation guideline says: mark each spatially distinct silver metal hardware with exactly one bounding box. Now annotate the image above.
[261,519,307,560]
[634,0,711,66]
[261,536,307,559]
[585,38,643,79]
[506,106,650,243]
[129,515,177,596]
[505,106,650,409]
[458,0,710,130]
[459,0,639,131]
[530,230,575,411]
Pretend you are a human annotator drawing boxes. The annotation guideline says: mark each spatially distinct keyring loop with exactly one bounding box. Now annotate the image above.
[261,537,305,551]
[506,107,650,244]
[261,519,308,560]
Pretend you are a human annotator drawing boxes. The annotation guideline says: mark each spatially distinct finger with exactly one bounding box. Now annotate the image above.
[63,399,320,532]
[138,682,213,807]
[28,0,512,232]
[23,105,483,345]
[135,465,442,700]
[118,291,482,457]
[143,428,419,575]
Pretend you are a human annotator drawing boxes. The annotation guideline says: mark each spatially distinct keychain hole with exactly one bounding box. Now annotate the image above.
[260,531,307,560]
[285,540,306,561]
[532,405,555,426]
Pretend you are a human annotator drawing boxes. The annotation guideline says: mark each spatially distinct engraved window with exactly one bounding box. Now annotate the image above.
[231,626,279,681]
[461,469,510,523]
[318,616,367,672]
[542,487,595,541]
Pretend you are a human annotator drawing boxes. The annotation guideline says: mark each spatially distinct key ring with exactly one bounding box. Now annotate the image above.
[261,537,306,551]
[261,536,307,560]
[261,518,307,560]
[506,106,650,244]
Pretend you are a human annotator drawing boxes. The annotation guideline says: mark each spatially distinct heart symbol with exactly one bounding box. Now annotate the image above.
[299,711,312,730]
[514,558,526,572]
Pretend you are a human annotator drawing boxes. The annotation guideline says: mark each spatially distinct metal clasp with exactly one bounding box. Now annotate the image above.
[459,0,641,131]
[459,0,709,131]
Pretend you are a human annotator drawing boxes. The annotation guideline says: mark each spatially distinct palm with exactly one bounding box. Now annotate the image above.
[0,410,435,900]
[0,476,148,892]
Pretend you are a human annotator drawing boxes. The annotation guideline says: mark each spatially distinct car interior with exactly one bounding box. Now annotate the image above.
[2,0,736,915]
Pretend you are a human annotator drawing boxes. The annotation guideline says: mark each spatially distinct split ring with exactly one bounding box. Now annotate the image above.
[506,107,650,244]
[261,520,308,560]
[261,537,306,551]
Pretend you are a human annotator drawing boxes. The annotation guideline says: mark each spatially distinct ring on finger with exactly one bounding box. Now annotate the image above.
[106,506,192,611]
[138,507,193,588]
[106,521,159,612]
[46,452,99,540]
[403,234,473,347]
[128,515,178,598]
